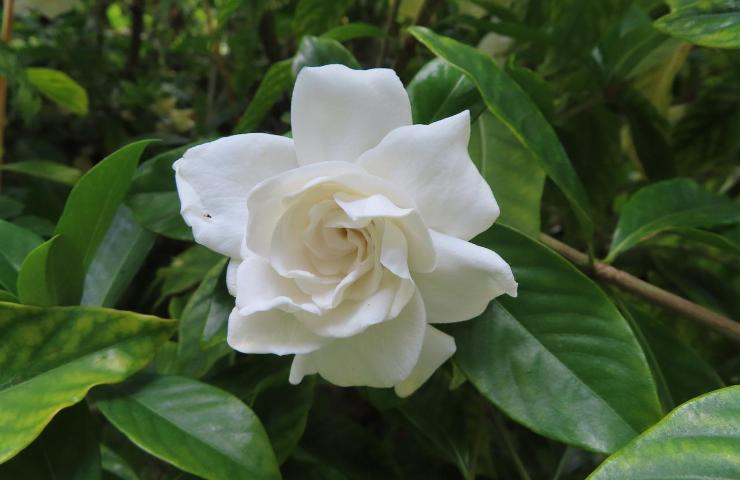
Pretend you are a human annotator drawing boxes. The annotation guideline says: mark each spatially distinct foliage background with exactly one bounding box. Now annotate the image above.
[0,0,738,479]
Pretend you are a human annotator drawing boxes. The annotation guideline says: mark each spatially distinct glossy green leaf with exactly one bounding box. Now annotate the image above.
[469,111,545,237]
[406,58,481,125]
[81,206,156,308]
[654,0,740,49]
[607,178,740,262]
[95,375,281,480]
[0,402,101,479]
[55,140,154,269]
[155,245,223,305]
[293,0,352,37]
[127,191,191,241]
[16,235,84,306]
[0,302,174,462]
[100,444,139,480]
[0,219,43,294]
[26,67,88,115]
[0,160,82,186]
[292,36,359,76]
[320,23,385,42]
[234,59,293,134]
[450,225,662,453]
[589,385,740,478]
[409,26,593,239]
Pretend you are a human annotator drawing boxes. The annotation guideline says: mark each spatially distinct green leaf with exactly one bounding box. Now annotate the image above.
[0,160,82,186]
[0,402,101,479]
[607,178,740,262]
[95,375,281,480]
[469,111,545,237]
[101,444,139,480]
[449,225,662,454]
[0,290,17,302]
[0,219,43,294]
[292,36,360,77]
[127,192,192,241]
[320,23,385,42]
[654,0,740,49]
[406,58,481,125]
[0,302,174,462]
[409,26,593,240]
[293,0,352,37]
[155,245,223,305]
[81,206,156,308]
[26,67,89,115]
[16,235,84,306]
[234,59,293,134]
[175,258,230,377]
[55,140,154,269]
[588,385,740,478]
[0,195,23,219]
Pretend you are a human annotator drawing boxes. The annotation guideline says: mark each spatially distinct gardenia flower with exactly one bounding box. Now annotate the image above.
[174,64,517,396]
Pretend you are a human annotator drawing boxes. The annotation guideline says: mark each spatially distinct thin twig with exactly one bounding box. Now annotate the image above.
[0,0,15,192]
[540,233,740,343]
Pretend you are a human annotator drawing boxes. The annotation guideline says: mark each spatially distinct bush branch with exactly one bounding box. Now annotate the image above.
[540,233,740,343]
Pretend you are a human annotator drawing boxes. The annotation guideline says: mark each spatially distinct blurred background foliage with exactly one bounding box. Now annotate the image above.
[0,0,738,479]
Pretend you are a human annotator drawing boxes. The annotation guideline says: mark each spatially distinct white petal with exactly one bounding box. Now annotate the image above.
[174,134,298,257]
[289,292,426,388]
[226,258,240,297]
[292,65,412,165]
[357,111,499,240]
[227,307,327,355]
[394,326,456,397]
[415,230,517,324]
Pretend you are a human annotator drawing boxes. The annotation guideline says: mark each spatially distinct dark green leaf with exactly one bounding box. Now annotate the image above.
[155,245,223,304]
[469,112,545,237]
[589,386,740,478]
[0,160,82,186]
[654,0,740,48]
[450,225,662,453]
[26,67,89,115]
[234,60,293,134]
[95,375,281,480]
[0,219,43,294]
[0,301,175,462]
[127,192,192,241]
[409,27,593,239]
[608,178,740,261]
[292,36,360,77]
[320,23,385,42]
[293,0,352,37]
[55,140,154,269]
[81,206,156,308]
[406,58,481,125]
[100,444,139,480]
[16,235,84,306]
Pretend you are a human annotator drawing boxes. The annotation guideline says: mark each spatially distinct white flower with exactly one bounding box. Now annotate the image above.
[174,64,517,396]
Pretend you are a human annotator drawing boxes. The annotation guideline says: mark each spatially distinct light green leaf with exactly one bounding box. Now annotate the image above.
[81,206,156,308]
[17,235,83,306]
[55,140,154,269]
[293,0,352,37]
[406,58,481,125]
[654,0,740,49]
[292,36,360,76]
[449,225,662,454]
[409,26,593,239]
[589,385,740,478]
[26,67,88,115]
[469,111,545,237]
[95,375,281,480]
[0,301,175,462]
[0,219,43,294]
[0,160,82,186]
[0,402,101,479]
[234,59,293,134]
[607,178,740,262]
[320,23,385,42]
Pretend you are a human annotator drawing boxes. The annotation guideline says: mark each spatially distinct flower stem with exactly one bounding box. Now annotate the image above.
[0,0,14,192]
[540,233,740,343]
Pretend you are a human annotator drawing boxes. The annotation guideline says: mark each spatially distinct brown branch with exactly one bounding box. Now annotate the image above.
[0,0,15,192]
[540,233,740,343]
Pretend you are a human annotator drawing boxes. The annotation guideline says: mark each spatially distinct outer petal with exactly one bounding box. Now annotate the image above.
[174,134,298,257]
[415,230,517,324]
[394,326,456,397]
[357,111,499,240]
[288,292,426,388]
[291,65,412,165]
[227,308,327,355]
